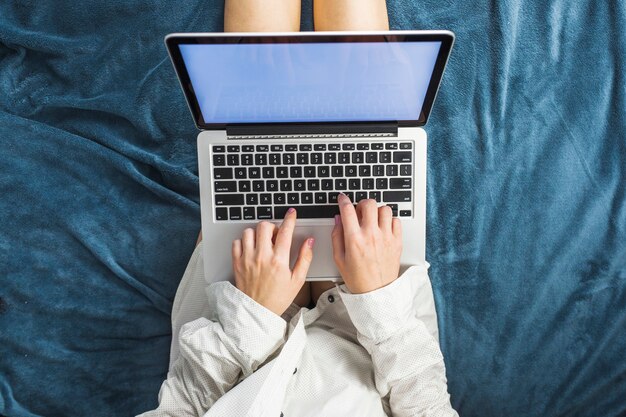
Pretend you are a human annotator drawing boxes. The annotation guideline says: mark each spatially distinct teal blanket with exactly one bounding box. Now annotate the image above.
[1,1,624,416]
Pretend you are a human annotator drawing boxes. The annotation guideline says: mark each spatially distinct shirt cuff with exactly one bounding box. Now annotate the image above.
[206,281,288,364]
[337,265,427,344]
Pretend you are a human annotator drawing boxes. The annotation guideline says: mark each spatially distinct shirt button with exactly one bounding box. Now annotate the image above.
[327,294,335,303]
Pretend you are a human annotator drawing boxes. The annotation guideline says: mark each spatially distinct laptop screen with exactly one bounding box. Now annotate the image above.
[166,32,454,129]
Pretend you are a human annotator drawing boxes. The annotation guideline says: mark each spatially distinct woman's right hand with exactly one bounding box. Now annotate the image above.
[331,193,402,294]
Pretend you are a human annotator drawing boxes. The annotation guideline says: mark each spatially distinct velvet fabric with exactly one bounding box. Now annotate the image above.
[0,0,624,416]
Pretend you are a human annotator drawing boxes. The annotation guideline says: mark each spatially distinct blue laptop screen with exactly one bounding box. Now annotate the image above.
[179,41,442,124]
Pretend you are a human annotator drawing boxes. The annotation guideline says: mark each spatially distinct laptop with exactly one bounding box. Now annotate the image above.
[165,30,454,283]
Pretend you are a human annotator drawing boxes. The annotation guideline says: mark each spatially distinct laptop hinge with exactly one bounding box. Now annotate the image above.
[226,122,398,138]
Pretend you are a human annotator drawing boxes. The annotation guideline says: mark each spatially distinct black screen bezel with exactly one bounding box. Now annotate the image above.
[165,32,454,130]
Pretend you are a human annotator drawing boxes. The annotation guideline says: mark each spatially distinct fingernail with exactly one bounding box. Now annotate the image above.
[307,238,315,248]
[334,214,340,225]
[287,207,295,214]
[338,192,346,202]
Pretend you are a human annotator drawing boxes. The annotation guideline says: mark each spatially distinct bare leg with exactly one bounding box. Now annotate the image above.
[313,0,389,31]
[224,0,301,32]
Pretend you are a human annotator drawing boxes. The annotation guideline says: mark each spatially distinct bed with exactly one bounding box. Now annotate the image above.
[1,0,624,415]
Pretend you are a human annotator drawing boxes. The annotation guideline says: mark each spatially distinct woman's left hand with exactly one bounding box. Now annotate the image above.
[232,208,315,316]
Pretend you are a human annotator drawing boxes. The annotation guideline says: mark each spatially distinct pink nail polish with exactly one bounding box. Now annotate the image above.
[307,238,315,248]
[287,207,295,214]
[334,214,340,225]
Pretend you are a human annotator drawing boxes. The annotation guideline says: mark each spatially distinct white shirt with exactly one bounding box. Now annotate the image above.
[138,242,458,417]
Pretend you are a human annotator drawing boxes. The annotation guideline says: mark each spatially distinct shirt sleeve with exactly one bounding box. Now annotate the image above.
[137,281,288,417]
[337,265,459,417]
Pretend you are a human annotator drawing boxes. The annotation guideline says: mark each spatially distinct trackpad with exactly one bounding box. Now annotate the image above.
[289,225,342,281]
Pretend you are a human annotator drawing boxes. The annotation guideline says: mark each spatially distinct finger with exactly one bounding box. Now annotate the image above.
[392,217,402,240]
[359,199,378,229]
[337,193,360,236]
[274,207,297,257]
[256,221,275,251]
[232,239,242,260]
[331,214,345,263]
[292,237,315,282]
[242,228,255,253]
[378,205,393,232]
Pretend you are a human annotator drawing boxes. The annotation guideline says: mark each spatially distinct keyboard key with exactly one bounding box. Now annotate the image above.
[297,153,309,164]
[383,191,411,202]
[304,166,316,177]
[271,144,283,152]
[253,180,264,192]
[280,180,292,191]
[380,152,391,163]
[324,153,336,164]
[301,192,313,204]
[287,193,299,204]
[290,166,302,178]
[257,206,272,219]
[311,153,323,164]
[246,193,258,205]
[315,192,327,204]
[274,205,340,219]
[356,191,368,201]
[371,143,384,150]
[359,165,371,177]
[238,181,250,192]
[376,178,388,189]
[260,193,272,204]
[400,142,412,149]
[282,153,295,165]
[385,143,398,150]
[214,168,233,179]
[345,166,357,177]
[331,166,343,177]
[314,144,326,151]
[390,178,412,189]
[344,191,354,201]
[362,178,374,190]
[373,165,385,176]
[227,154,239,166]
[393,151,412,163]
[349,178,360,190]
[342,143,355,150]
[229,207,242,220]
[321,179,333,190]
[215,194,244,205]
[243,207,255,220]
[277,167,288,178]
[307,179,320,191]
[273,193,286,204]
[357,143,369,150]
[255,154,267,165]
[366,152,377,163]
[227,145,240,152]
[352,152,364,164]
[213,145,225,153]
[317,166,330,177]
[369,191,381,201]
[269,154,281,165]
[215,207,228,220]
[299,144,312,151]
[400,210,412,217]
[262,167,274,178]
[294,180,306,191]
[256,144,269,152]
[338,152,350,163]
[335,179,347,190]
[235,168,246,179]
[400,164,412,176]
[242,145,254,152]
[285,144,297,151]
[213,154,225,166]
[241,154,253,165]
[386,165,398,176]
[329,192,339,203]
[249,167,261,178]
[266,180,278,192]
[328,143,341,150]
[214,181,237,193]
[388,204,399,216]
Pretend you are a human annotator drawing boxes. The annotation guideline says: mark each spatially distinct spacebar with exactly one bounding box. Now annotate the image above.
[274,205,340,219]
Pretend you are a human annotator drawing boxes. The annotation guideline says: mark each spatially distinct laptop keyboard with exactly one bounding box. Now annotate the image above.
[211,141,414,221]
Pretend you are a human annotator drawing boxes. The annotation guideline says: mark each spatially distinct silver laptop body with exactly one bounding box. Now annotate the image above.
[165,30,455,283]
